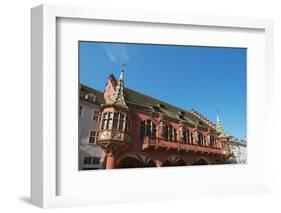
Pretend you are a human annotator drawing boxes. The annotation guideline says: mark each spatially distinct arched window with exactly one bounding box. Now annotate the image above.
[140,120,156,138]
[183,128,191,144]
[163,124,177,141]
[101,111,130,133]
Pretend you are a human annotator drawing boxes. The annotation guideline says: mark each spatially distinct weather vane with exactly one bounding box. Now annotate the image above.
[121,63,127,72]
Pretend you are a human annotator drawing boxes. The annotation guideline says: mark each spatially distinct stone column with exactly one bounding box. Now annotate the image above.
[106,153,115,169]
[155,160,163,167]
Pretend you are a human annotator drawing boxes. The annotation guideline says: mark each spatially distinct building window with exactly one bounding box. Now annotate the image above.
[140,120,157,138]
[183,129,191,144]
[84,157,100,165]
[89,130,98,144]
[85,93,96,102]
[118,113,125,131]
[163,124,177,141]
[79,105,84,117]
[210,135,216,148]
[101,111,130,133]
[197,133,208,146]
[125,117,131,133]
[190,132,194,144]
[101,112,113,129]
[203,135,207,146]
[92,110,100,121]
[198,132,204,145]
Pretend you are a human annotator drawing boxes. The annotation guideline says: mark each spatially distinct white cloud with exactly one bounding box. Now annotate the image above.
[104,44,130,63]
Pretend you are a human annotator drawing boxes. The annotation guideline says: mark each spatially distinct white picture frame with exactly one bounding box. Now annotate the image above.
[31,4,274,208]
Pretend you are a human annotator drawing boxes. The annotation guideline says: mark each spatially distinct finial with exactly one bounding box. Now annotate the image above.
[216,110,220,123]
[107,64,127,108]
[119,64,126,81]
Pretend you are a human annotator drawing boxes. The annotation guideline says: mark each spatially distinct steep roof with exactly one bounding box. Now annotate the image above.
[124,87,212,129]
[80,83,214,130]
[80,84,105,104]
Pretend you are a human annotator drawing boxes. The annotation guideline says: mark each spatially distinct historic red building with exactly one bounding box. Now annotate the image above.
[96,70,231,169]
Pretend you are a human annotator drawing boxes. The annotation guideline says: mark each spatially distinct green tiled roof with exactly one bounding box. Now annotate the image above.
[80,84,105,104]
[124,87,211,129]
[80,83,212,130]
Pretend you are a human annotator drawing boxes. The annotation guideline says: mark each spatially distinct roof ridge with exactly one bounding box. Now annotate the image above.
[80,83,103,94]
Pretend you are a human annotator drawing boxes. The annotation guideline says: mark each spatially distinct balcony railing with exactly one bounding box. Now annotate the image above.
[142,136,229,156]
[97,129,131,142]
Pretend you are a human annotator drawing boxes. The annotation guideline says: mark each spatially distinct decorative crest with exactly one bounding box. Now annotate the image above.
[216,111,225,137]
[108,65,128,108]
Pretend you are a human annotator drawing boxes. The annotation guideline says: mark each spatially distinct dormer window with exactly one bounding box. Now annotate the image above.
[157,103,165,109]
[178,114,184,120]
[178,111,185,115]
[85,93,96,102]
[198,121,204,126]
[152,105,160,111]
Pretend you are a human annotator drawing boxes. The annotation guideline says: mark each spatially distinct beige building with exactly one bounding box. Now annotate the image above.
[79,84,106,170]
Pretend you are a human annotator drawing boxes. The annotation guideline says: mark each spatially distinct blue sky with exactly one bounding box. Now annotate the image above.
[79,41,246,139]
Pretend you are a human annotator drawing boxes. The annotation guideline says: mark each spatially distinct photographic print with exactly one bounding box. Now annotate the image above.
[78,41,247,170]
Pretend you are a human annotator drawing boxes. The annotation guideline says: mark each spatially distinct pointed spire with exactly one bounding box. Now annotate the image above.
[108,65,127,108]
[119,70,124,81]
[119,64,126,81]
[216,111,220,123]
[216,111,225,137]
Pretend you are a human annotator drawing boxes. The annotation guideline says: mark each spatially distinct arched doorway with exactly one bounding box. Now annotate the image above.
[162,156,187,167]
[192,158,209,165]
[117,153,156,169]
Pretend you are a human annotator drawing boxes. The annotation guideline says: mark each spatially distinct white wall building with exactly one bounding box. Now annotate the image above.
[79,84,106,170]
[228,138,247,164]
[216,113,247,164]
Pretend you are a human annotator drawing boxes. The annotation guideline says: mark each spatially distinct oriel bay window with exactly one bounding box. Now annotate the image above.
[101,111,130,133]
[163,124,177,141]
[140,119,156,138]
[101,112,113,129]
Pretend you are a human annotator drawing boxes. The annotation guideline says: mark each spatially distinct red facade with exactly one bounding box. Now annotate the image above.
[97,72,230,169]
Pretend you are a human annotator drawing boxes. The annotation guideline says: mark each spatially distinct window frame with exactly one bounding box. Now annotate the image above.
[101,111,130,133]
[88,130,99,144]
[140,119,157,138]
[162,123,177,142]
[79,105,85,118]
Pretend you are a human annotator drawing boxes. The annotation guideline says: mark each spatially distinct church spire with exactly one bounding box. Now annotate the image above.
[216,112,220,123]
[216,111,225,137]
[108,65,127,108]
